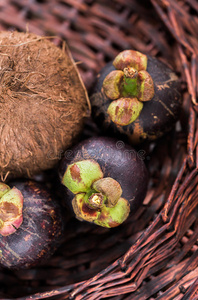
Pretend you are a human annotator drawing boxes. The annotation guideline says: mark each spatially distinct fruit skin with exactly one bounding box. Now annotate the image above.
[59,136,148,216]
[90,55,182,144]
[0,180,64,270]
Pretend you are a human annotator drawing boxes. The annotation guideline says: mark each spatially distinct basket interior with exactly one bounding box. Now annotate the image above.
[0,1,197,299]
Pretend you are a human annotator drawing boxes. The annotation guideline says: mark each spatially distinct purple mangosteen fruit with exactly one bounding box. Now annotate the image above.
[59,136,148,228]
[0,180,64,269]
[90,50,182,144]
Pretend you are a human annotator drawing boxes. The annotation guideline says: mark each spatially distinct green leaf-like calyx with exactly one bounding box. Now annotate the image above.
[0,183,23,236]
[62,162,130,228]
[102,50,155,125]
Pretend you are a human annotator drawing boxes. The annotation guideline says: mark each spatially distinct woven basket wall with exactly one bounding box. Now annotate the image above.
[0,0,197,299]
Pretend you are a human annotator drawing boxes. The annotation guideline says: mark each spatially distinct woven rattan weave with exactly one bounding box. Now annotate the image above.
[0,1,197,299]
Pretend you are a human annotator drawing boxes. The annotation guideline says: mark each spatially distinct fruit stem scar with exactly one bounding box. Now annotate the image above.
[86,192,104,209]
[123,67,138,79]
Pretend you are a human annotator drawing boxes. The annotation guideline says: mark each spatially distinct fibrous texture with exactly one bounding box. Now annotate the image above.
[0,31,89,180]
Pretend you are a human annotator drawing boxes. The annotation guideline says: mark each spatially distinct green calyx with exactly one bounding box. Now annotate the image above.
[0,183,10,198]
[102,50,154,126]
[62,160,130,228]
[72,193,130,228]
[62,159,104,194]
[122,69,138,98]
[94,198,130,228]
[107,97,143,126]
[0,183,23,236]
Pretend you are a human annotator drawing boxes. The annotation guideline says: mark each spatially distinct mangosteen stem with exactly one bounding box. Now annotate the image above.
[86,192,105,209]
[0,183,23,236]
[72,192,130,228]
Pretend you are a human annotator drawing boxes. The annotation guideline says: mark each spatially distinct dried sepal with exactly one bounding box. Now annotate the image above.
[113,50,147,71]
[72,193,100,222]
[137,70,155,102]
[92,177,122,207]
[107,97,143,126]
[102,70,124,100]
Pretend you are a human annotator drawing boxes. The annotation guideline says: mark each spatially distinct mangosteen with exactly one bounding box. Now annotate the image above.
[0,31,90,180]
[0,180,64,269]
[90,50,182,144]
[59,136,148,228]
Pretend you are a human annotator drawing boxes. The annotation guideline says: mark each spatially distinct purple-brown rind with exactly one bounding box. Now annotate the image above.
[59,136,148,215]
[0,180,64,269]
[90,56,182,144]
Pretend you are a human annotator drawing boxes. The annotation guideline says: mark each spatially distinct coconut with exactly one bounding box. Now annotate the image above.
[0,31,90,180]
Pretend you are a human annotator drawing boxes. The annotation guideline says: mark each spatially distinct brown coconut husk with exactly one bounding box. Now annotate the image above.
[0,31,90,181]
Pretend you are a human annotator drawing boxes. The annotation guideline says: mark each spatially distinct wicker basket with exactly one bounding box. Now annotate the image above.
[0,0,197,299]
